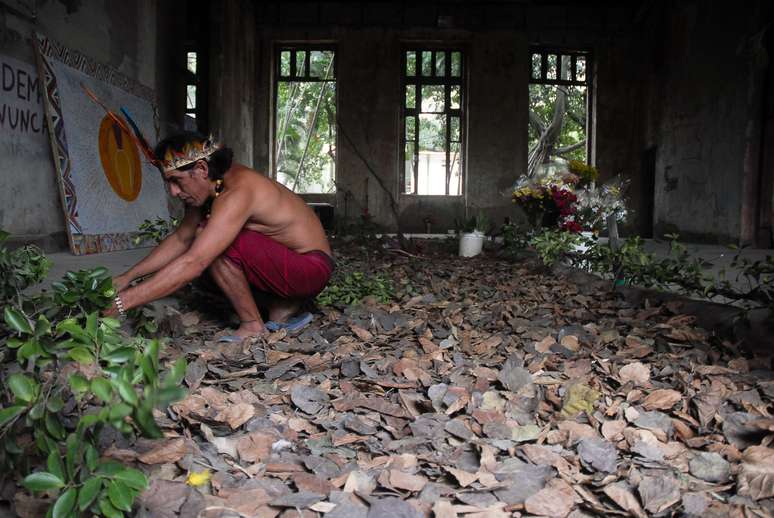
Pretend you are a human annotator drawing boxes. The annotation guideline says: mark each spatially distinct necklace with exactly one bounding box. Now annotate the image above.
[204,179,225,219]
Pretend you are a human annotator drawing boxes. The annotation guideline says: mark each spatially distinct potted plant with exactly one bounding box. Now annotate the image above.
[459,213,489,257]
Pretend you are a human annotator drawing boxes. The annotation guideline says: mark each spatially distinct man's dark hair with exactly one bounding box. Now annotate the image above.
[154,131,234,180]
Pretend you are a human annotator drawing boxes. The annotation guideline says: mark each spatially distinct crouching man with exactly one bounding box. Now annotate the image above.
[107,132,334,339]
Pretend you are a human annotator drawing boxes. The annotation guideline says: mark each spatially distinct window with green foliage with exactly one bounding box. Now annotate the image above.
[528,49,592,177]
[402,49,464,195]
[274,47,336,194]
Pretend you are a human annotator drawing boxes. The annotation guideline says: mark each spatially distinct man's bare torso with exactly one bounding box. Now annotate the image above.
[205,165,331,256]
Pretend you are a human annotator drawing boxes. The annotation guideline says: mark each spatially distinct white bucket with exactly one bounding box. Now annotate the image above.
[459,232,485,257]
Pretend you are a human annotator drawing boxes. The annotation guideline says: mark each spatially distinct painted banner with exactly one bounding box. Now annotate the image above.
[35,33,169,255]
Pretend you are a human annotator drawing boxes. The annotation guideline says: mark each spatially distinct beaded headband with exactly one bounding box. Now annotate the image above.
[162,136,222,173]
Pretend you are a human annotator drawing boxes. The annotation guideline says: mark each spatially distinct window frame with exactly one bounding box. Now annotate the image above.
[528,47,594,165]
[272,43,338,193]
[400,47,465,196]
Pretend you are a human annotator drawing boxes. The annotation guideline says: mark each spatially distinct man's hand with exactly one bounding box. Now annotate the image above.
[113,274,131,293]
[102,302,119,318]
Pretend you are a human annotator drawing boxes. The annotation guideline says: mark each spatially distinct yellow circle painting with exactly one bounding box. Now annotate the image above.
[98,115,142,201]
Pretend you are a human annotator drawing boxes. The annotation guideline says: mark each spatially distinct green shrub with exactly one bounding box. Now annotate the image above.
[316,271,394,306]
[133,217,179,245]
[0,231,185,517]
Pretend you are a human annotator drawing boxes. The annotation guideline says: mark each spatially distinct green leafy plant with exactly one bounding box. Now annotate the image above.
[529,229,582,266]
[0,230,51,304]
[531,229,774,316]
[462,213,490,234]
[316,271,395,307]
[133,217,179,245]
[0,231,186,517]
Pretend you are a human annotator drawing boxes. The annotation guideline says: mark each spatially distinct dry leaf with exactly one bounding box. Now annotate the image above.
[138,438,188,465]
[619,362,650,385]
[603,482,647,518]
[444,467,478,487]
[214,402,255,429]
[642,389,682,411]
[388,470,427,492]
[737,446,774,500]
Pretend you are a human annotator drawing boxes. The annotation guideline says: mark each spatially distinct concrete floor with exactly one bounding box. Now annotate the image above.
[40,239,772,292]
[41,246,152,291]
[642,239,772,293]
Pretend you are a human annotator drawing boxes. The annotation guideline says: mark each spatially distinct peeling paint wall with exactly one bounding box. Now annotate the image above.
[0,0,157,247]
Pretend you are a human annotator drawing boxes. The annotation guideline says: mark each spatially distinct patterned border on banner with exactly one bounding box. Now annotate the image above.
[71,233,145,255]
[34,32,158,255]
[37,42,81,236]
[36,34,155,103]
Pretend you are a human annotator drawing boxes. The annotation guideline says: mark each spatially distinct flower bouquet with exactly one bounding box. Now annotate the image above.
[574,175,630,234]
[512,167,581,232]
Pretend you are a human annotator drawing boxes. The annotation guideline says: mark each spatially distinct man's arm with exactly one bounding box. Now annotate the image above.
[113,208,202,291]
[108,190,251,313]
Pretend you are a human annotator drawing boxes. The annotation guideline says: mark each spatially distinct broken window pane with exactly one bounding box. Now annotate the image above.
[450,116,460,142]
[275,49,337,194]
[406,51,416,76]
[435,51,446,76]
[187,52,197,75]
[310,50,334,79]
[405,85,416,109]
[404,141,415,193]
[547,54,557,80]
[531,53,541,80]
[295,50,306,77]
[450,85,460,109]
[449,141,462,195]
[405,116,416,141]
[421,51,433,76]
[186,85,196,110]
[451,51,461,77]
[576,56,586,82]
[421,85,445,112]
[418,114,447,195]
[280,50,291,76]
[560,55,572,81]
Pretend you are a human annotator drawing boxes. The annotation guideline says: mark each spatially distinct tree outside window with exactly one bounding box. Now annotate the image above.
[528,49,592,177]
[274,47,336,194]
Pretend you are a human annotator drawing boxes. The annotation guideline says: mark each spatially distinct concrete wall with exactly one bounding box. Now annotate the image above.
[245,3,555,233]
[647,1,772,244]
[0,0,158,248]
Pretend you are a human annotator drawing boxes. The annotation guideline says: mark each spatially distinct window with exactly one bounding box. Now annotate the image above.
[274,46,336,194]
[184,51,198,131]
[528,49,592,176]
[402,49,464,195]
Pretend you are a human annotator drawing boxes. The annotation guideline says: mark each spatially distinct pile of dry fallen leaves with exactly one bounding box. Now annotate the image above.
[39,240,774,517]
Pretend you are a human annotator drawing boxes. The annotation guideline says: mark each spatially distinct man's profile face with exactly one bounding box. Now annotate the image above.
[163,160,209,206]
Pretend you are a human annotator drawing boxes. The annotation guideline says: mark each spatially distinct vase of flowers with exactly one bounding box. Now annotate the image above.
[512,168,581,232]
[573,175,630,234]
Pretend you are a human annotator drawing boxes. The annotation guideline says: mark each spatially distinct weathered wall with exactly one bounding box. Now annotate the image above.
[649,1,770,243]
[0,0,158,248]
[248,5,543,233]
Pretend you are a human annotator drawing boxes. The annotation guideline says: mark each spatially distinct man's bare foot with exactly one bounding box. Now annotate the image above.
[268,298,303,323]
[233,319,267,338]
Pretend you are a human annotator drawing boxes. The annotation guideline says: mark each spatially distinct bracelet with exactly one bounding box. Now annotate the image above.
[114,294,126,317]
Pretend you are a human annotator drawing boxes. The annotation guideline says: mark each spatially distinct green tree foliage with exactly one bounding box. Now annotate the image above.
[276,51,336,193]
[528,55,588,176]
